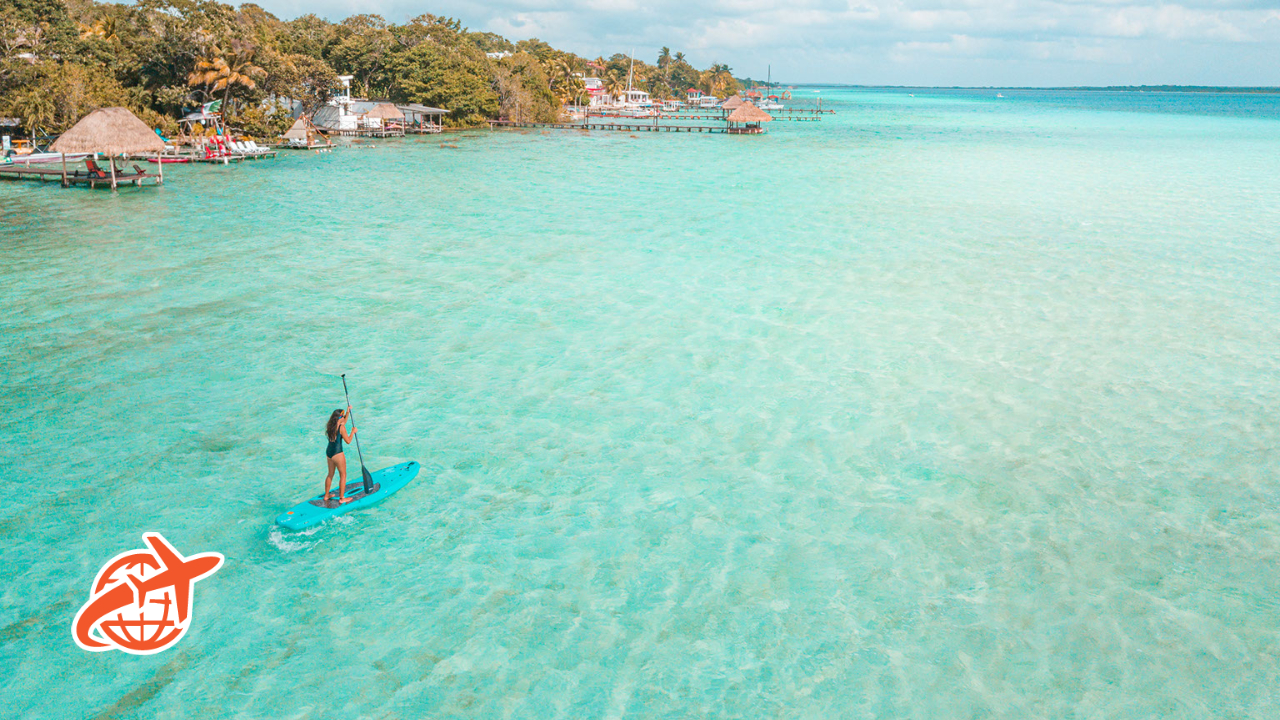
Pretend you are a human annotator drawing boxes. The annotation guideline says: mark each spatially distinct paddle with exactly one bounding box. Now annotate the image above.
[341,374,375,494]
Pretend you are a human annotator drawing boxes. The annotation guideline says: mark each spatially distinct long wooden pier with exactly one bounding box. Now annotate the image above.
[183,149,277,163]
[489,120,752,134]
[656,113,824,122]
[0,164,159,188]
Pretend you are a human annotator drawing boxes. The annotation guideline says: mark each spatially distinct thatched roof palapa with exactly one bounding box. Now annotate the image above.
[726,102,773,124]
[721,95,745,110]
[282,115,328,140]
[362,103,405,120]
[282,117,310,141]
[50,107,165,155]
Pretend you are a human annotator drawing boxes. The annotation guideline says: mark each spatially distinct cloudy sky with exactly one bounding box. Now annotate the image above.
[254,0,1280,86]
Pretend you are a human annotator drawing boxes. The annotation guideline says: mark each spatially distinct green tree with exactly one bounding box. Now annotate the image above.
[187,39,266,115]
[282,14,334,59]
[492,52,555,122]
[467,31,512,54]
[326,15,394,97]
[387,41,497,126]
[260,50,337,112]
[544,56,584,108]
[703,62,737,97]
[514,38,554,60]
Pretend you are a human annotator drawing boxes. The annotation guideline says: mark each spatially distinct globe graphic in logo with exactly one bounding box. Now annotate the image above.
[74,533,224,655]
[90,553,184,652]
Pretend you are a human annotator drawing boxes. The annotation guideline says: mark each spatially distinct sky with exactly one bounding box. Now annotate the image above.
[252,0,1280,86]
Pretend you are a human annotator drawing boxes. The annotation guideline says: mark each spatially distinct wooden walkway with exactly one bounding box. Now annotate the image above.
[182,151,277,164]
[0,164,160,188]
[326,128,404,138]
[489,120,750,134]
[657,113,823,122]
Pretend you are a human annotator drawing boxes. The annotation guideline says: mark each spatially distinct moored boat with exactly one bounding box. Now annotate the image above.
[3,152,92,164]
[758,95,785,111]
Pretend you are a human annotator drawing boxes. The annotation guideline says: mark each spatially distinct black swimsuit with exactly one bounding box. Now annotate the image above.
[326,432,343,458]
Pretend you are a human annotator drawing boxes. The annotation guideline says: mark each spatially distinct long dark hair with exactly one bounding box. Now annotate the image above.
[325,409,344,441]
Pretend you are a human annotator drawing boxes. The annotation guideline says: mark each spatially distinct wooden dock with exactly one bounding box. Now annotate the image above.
[325,128,404,138]
[656,113,823,122]
[489,120,754,134]
[0,163,160,188]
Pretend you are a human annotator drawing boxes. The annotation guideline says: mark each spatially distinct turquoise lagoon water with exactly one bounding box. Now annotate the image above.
[3,88,1280,718]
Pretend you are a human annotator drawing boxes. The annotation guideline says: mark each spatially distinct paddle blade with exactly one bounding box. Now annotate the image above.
[362,466,374,493]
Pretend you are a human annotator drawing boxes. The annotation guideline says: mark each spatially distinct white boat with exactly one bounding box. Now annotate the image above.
[617,89,653,110]
[755,68,784,110]
[661,100,684,112]
[697,95,721,108]
[3,151,92,164]
[613,53,655,115]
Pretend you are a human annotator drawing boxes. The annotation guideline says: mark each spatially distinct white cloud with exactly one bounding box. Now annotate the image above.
[251,0,1280,85]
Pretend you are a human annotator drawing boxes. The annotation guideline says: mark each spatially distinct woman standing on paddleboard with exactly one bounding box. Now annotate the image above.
[324,407,358,505]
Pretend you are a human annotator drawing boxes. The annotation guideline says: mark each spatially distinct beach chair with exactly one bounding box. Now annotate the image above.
[84,159,109,178]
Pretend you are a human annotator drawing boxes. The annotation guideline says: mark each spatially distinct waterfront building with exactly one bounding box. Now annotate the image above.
[582,77,612,107]
[397,104,448,133]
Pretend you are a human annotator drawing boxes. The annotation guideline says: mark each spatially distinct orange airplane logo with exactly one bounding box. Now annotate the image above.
[72,533,223,655]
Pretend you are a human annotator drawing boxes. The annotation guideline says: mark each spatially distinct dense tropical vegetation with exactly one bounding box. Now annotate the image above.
[0,0,746,137]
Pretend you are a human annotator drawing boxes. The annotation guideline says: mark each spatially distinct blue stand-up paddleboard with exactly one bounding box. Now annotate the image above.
[276,461,420,530]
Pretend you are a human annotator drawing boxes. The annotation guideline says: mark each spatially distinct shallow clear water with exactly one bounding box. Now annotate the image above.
[3,88,1280,718]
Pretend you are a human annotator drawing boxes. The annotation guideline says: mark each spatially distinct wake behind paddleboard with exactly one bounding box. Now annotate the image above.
[276,460,420,530]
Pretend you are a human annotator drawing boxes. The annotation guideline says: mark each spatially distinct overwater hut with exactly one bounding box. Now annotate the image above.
[281,115,332,150]
[48,107,164,188]
[721,95,745,113]
[396,104,447,134]
[362,103,405,136]
[725,102,772,135]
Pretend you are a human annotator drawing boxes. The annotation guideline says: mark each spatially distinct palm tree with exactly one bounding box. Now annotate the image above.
[706,63,736,97]
[9,87,56,134]
[674,52,686,65]
[657,47,671,69]
[187,40,266,114]
[545,57,584,107]
[78,14,119,41]
[604,69,626,100]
